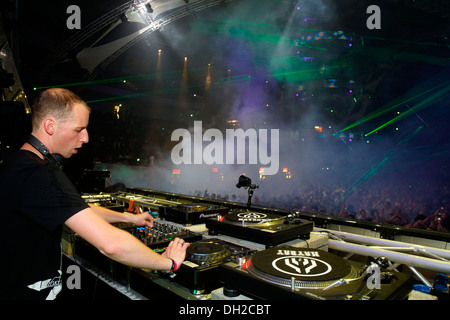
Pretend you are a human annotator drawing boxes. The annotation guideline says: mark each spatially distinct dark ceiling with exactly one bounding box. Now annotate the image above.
[7,1,448,114]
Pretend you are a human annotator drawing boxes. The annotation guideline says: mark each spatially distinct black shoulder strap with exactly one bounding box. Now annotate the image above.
[26,135,64,168]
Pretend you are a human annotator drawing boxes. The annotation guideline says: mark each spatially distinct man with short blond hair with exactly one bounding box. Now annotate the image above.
[0,88,189,299]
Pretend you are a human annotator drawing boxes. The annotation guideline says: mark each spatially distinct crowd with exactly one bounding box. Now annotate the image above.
[193,173,450,233]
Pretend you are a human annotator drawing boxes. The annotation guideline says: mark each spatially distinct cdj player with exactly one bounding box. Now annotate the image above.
[160,238,258,295]
[163,203,229,225]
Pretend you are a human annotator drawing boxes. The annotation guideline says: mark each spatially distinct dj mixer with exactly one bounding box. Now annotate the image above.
[118,221,203,249]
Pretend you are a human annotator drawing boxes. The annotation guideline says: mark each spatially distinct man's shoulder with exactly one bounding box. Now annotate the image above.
[0,150,52,194]
[2,150,47,168]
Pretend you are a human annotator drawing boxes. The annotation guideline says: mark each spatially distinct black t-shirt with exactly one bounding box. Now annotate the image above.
[0,150,89,299]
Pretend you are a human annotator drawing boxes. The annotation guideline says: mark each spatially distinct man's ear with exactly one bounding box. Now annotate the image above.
[43,117,56,135]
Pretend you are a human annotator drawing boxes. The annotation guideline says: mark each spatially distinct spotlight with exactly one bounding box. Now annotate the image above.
[145,3,153,13]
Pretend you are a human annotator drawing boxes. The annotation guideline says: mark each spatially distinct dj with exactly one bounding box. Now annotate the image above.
[0,88,190,299]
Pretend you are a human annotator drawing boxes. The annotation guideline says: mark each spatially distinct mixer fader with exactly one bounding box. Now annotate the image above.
[121,220,203,249]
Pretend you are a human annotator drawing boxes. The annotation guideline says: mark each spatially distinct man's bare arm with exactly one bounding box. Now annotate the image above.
[65,208,188,270]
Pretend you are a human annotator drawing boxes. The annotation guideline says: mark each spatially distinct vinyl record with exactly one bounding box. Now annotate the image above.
[246,246,359,289]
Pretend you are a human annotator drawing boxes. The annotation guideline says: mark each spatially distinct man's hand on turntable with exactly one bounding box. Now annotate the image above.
[162,238,190,272]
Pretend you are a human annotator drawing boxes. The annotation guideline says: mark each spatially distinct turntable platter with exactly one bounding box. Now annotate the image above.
[246,246,359,289]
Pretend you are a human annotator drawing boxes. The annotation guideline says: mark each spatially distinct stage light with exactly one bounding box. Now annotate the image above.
[114,105,121,119]
[145,3,153,13]
[327,79,337,88]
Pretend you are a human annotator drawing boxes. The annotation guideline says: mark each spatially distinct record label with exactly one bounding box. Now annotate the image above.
[272,256,332,277]
[249,247,352,282]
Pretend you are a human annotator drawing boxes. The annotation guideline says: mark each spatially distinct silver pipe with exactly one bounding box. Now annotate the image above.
[327,239,450,274]
[418,249,449,262]
[315,227,450,260]
[370,246,416,252]
[408,266,432,287]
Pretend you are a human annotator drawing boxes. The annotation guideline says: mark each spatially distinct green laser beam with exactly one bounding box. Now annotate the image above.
[338,79,450,134]
[34,73,170,90]
[365,84,450,136]
[84,74,256,104]
[342,125,424,200]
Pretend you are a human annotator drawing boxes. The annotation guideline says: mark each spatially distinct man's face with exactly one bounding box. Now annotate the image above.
[54,103,90,158]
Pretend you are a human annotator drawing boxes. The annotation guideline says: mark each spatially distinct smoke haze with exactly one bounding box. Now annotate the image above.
[87,0,449,215]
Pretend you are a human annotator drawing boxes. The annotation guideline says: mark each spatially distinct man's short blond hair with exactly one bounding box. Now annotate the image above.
[31,88,91,130]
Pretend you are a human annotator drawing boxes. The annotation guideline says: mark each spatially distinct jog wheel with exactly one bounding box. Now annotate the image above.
[187,241,230,265]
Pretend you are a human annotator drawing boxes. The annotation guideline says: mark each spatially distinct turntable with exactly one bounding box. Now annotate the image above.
[218,246,413,300]
[223,211,284,225]
[205,212,314,248]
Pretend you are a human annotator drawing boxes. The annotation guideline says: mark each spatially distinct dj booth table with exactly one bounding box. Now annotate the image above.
[59,188,449,301]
